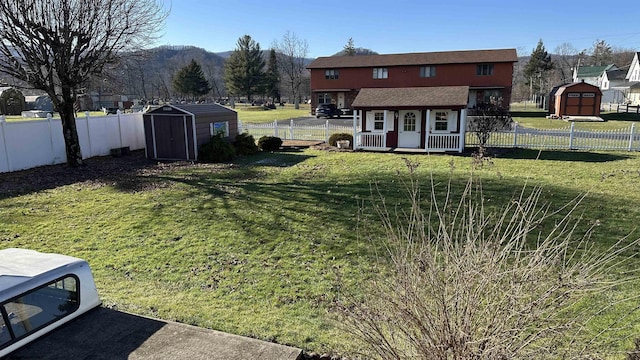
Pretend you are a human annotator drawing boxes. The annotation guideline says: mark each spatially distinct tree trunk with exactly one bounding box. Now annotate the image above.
[58,100,84,167]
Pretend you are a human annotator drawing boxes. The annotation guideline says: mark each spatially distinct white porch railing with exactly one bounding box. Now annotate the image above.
[355,132,386,149]
[427,134,462,152]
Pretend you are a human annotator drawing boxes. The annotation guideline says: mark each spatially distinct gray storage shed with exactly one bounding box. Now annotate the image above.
[143,104,238,160]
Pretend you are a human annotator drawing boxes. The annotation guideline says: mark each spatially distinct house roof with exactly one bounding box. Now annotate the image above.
[352,86,469,108]
[576,64,616,78]
[307,49,517,69]
[606,68,627,81]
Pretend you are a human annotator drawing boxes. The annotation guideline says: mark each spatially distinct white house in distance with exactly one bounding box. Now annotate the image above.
[625,52,640,105]
[572,64,627,104]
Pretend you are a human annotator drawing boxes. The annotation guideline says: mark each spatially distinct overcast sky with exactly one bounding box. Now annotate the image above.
[157,0,640,58]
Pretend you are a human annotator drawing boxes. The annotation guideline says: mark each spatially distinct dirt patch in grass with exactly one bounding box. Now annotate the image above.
[0,150,232,197]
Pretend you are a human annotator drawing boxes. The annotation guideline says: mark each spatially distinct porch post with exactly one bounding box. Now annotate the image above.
[353,110,358,149]
[383,110,388,148]
[459,109,467,153]
[425,109,431,150]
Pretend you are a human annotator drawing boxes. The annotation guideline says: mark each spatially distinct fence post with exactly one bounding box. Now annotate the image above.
[0,115,11,172]
[629,123,636,151]
[47,113,56,164]
[274,120,278,138]
[117,109,124,148]
[290,119,294,140]
[569,122,575,150]
[513,122,518,148]
[84,111,92,158]
[325,119,330,143]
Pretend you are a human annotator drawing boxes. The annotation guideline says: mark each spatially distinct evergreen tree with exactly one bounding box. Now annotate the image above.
[224,35,266,101]
[173,59,211,100]
[590,39,613,66]
[523,39,554,97]
[343,38,356,56]
[265,49,280,102]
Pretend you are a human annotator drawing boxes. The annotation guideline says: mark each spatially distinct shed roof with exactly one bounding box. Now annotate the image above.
[146,103,237,116]
[554,82,603,96]
[352,86,469,108]
[0,248,85,293]
[307,49,517,69]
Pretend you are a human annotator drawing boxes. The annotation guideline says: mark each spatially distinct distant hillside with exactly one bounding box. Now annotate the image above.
[331,47,379,56]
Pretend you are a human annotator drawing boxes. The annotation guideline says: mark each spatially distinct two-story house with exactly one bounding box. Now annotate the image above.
[625,52,640,105]
[306,48,517,152]
[572,64,628,103]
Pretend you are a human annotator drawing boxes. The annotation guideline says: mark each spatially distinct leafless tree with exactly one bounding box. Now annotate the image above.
[0,0,167,167]
[554,42,579,83]
[272,31,309,109]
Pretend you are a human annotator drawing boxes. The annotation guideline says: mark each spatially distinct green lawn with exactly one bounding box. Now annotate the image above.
[2,149,640,355]
[233,103,312,124]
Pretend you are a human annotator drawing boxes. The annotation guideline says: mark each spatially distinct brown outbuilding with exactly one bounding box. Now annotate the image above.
[549,81,602,118]
[143,104,238,160]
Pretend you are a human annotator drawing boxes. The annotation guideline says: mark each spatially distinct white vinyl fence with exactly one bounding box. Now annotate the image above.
[0,112,145,173]
[238,120,355,142]
[466,122,640,152]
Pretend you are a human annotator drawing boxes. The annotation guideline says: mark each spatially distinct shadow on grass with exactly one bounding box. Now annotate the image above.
[0,150,315,200]
[600,112,640,122]
[510,111,548,118]
[492,148,632,162]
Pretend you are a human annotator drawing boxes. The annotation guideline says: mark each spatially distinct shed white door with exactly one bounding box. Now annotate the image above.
[398,111,420,148]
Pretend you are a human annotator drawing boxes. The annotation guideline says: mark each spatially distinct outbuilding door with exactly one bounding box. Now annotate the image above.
[398,111,421,148]
[154,116,188,159]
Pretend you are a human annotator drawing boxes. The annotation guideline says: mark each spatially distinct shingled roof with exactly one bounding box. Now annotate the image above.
[352,86,470,108]
[307,49,517,69]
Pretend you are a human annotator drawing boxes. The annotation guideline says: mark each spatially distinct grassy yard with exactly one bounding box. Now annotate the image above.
[2,148,640,356]
[233,103,312,124]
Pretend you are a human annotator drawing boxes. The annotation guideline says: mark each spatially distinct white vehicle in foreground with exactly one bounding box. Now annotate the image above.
[0,248,101,357]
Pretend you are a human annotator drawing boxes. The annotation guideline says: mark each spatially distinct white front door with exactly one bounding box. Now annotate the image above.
[337,93,345,109]
[398,110,421,148]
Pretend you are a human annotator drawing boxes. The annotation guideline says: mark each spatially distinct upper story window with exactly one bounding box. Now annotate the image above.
[325,69,339,80]
[420,66,436,78]
[476,64,494,76]
[373,68,388,79]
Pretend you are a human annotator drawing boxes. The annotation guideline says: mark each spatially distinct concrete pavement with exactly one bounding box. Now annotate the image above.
[5,307,302,360]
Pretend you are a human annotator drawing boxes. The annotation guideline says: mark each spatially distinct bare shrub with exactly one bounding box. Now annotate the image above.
[338,160,640,359]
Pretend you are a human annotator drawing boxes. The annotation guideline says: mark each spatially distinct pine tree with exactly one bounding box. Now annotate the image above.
[265,49,280,102]
[523,39,554,97]
[343,38,356,56]
[224,35,266,101]
[173,59,211,100]
[590,39,613,66]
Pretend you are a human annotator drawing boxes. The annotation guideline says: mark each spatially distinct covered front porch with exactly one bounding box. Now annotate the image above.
[351,86,469,153]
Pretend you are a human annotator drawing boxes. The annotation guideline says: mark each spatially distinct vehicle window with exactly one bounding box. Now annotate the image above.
[0,316,10,346]
[3,276,79,339]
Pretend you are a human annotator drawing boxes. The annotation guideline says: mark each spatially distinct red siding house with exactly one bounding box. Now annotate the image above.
[306,49,517,152]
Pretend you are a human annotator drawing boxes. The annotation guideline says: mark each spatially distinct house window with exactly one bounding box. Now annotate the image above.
[373,68,388,79]
[476,64,494,76]
[403,112,416,131]
[318,93,331,104]
[374,112,384,130]
[435,112,448,131]
[325,69,339,80]
[420,66,436,77]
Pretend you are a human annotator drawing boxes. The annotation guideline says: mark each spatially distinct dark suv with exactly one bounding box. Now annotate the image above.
[315,103,342,118]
